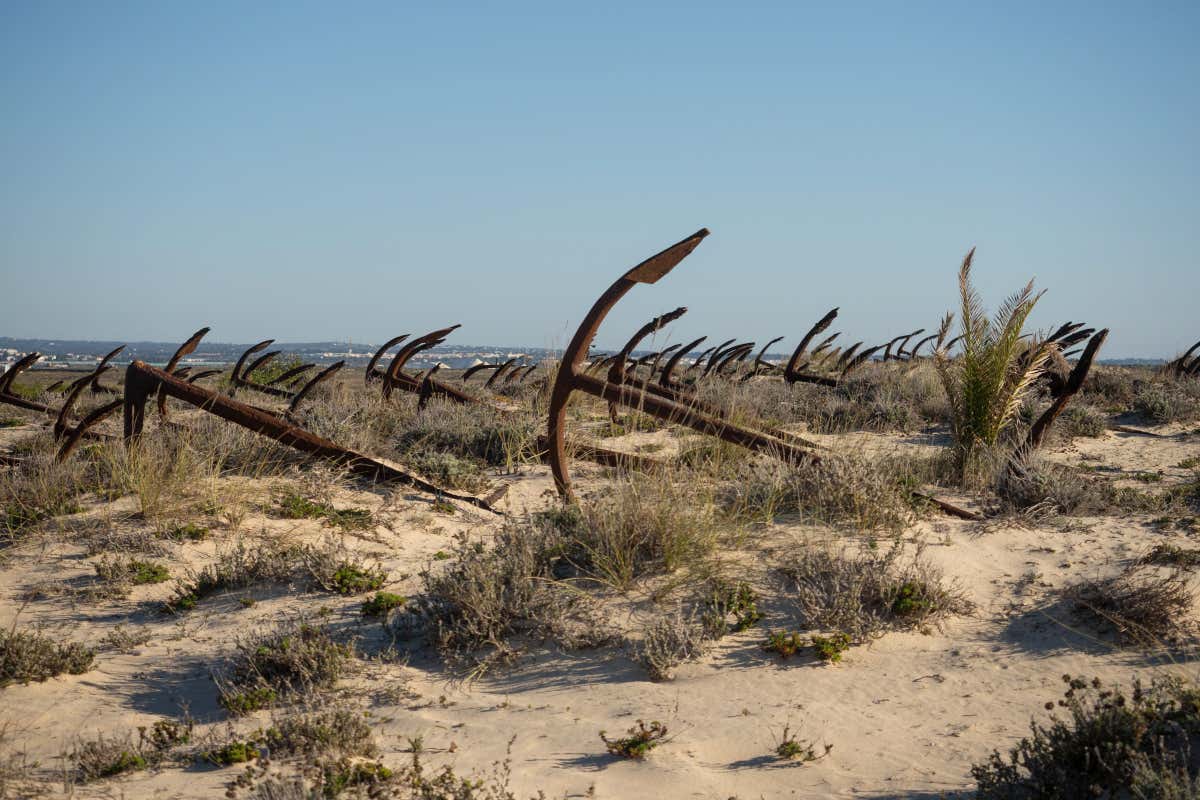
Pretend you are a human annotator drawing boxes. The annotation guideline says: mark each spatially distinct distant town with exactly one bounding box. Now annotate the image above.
[0,336,567,374]
[0,336,1167,375]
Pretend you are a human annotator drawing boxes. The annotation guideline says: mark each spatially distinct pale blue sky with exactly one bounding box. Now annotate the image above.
[2,2,1196,357]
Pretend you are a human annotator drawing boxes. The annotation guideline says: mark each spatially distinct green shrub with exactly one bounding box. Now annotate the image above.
[0,627,94,686]
[811,632,851,663]
[204,739,259,766]
[330,563,385,596]
[600,720,669,760]
[778,542,971,641]
[935,251,1051,473]
[973,674,1200,797]
[218,621,351,714]
[1059,405,1108,438]
[701,579,762,638]
[361,592,406,617]
[762,630,804,659]
[418,524,609,675]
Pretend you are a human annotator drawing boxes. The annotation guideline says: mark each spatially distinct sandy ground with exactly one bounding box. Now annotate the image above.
[1,418,1198,799]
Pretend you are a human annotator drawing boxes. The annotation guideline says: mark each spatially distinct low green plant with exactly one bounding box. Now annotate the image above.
[774,724,833,762]
[891,581,934,617]
[762,630,804,659]
[275,491,372,531]
[71,718,192,781]
[811,632,851,663]
[635,609,706,681]
[361,592,406,617]
[0,626,94,686]
[973,674,1200,797]
[701,579,762,638]
[330,562,385,595]
[204,739,260,766]
[164,522,209,541]
[219,686,277,715]
[218,620,351,715]
[600,719,669,759]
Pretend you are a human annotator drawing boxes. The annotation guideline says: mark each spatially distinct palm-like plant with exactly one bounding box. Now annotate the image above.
[935,248,1052,472]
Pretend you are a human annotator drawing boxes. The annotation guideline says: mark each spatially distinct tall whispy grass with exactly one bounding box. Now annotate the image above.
[935,248,1052,477]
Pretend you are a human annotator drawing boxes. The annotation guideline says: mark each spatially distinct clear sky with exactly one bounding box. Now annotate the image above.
[2,2,1196,358]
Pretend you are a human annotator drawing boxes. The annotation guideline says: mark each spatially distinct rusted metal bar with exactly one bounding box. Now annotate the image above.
[503,361,530,385]
[610,307,688,384]
[365,335,410,386]
[894,329,924,360]
[835,342,863,371]
[158,327,212,419]
[485,358,519,389]
[545,229,826,502]
[382,325,459,399]
[0,353,46,412]
[682,345,718,379]
[811,333,840,357]
[266,363,316,386]
[841,343,884,376]
[908,333,938,360]
[243,351,281,382]
[1026,329,1109,450]
[54,399,123,462]
[714,342,754,376]
[1166,339,1200,378]
[752,337,784,373]
[121,360,502,513]
[911,491,983,521]
[286,361,345,417]
[463,362,501,382]
[699,339,739,378]
[187,369,223,384]
[90,345,126,394]
[659,336,706,389]
[785,308,838,380]
[606,307,688,419]
[881,334,907,362]
[230,339,273,396]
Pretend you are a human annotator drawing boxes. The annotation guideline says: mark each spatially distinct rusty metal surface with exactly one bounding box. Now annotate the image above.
[544,229,830,502]
[230,339,274,396]
[485,358,519,389]
[785,309,838,379]
[1027,329,1109,450]
[187,369,223,384]
[287,361,345,417]
[365,335,410,386]
[463,363,501,382]
[158,328,212,420]
[90,345,126,394]
[267,363,317,386]
[658,337,705,388]
[243,351,282,381]
[122,360,502,513]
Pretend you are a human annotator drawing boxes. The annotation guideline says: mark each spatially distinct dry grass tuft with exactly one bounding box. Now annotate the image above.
[1065,565,1195,645]
[417,523,611,675]
[633,608,708,681]
[777,540,971,641]
[0,625,94,687]
[217,618,353,715]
